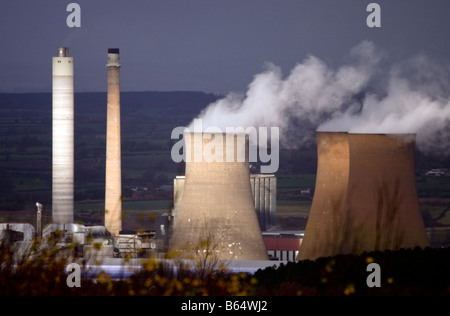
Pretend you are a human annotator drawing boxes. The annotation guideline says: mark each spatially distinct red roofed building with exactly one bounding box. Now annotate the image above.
[263,231,304,261]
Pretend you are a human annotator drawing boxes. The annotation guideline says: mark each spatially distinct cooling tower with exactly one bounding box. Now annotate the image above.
[298,132,429,261]
[52,47,74,224]
[170,132,268,261]
[173,174,277,231]
[104,48,122,236]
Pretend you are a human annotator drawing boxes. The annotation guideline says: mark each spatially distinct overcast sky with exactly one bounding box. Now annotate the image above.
[1,0,450,94]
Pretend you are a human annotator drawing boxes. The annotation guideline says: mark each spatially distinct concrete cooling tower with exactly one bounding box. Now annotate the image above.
[298,132,429,261]
[52,47,74,224]
[104,49,122,236]
[169,133,268,261]
[173,174,277,232]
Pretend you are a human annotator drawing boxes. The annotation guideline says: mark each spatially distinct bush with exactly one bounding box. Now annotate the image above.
[1,237,449,296]
[254,247,450,296]
[0,235,257,296]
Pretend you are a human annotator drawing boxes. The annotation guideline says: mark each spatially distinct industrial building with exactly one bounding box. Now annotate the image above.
[251,174,277,231]
[0,223,35,243]
[298,132,430,261]
[263,231,303,261]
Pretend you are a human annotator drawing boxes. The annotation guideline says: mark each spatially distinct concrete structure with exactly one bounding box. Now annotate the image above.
[52,47,74,224]
[155,213,173,254]
[104,48,122,236]
[298,132,430,261]
[170,133,268,261]
[250,174,277,231]
[172,176,185,224]
[173,174,277,231]
[36,202,43,239]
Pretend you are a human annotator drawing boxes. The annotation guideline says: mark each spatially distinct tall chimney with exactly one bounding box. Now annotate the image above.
[52,47,74,224]
[104,48,122,236]
[169,132,268,261]
[298,132,430,261]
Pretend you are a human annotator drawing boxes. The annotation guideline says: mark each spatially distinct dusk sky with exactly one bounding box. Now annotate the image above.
[1,0,450,94]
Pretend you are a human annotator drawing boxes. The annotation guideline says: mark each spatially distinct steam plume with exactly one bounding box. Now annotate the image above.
[190,41,450,153]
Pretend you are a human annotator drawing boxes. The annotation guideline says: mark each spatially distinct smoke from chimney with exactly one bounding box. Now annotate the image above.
[190,41,450,154]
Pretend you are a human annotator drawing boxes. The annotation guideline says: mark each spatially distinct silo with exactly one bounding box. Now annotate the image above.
[298,132,429,261]
[170,132,268,261]
[52,47,74,224]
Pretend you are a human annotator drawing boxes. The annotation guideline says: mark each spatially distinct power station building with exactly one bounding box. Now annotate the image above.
[32,47,437,265]
[169,133,268,261]
[298,132,430,261]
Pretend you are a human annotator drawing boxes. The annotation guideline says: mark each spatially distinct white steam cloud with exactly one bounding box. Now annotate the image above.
[190,41,450,153]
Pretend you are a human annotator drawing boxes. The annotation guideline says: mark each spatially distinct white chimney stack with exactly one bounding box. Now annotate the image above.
[52,47,74,224]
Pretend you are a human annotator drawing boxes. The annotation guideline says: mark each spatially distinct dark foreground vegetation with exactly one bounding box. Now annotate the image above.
[255,247,450,296]
[1,240,449,296]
